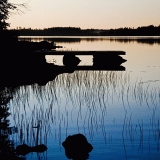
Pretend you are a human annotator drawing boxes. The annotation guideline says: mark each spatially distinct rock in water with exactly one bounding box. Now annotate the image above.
[63,55,81,66]
[62,133,93,160]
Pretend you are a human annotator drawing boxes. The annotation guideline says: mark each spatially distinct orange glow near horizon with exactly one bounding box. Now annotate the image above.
[8,0,160,29]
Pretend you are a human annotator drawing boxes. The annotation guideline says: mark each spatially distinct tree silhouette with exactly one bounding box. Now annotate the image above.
[0,88,13,159]
[0,88,24,160]
[0,0,26,30]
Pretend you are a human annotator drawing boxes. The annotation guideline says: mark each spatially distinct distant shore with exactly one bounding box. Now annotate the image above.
[11,25,160,36]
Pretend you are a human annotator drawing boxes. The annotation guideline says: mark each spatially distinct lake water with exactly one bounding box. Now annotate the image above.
[8,36,160,159]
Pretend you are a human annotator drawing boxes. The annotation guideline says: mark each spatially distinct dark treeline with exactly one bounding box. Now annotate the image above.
[12,25,160,36]
[13,27,100,36]
[106,25,160,36]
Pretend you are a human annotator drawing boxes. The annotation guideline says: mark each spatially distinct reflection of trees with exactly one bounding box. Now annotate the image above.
[19,36,160,45]
[19,37,81,43]
[0,88,23,160]
[109,38,160,45]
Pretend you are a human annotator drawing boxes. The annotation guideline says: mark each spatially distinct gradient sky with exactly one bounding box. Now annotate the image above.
[8,0,160,29]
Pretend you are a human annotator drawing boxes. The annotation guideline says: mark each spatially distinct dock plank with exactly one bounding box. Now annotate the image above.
[35,50,126,55]
[56,66,125,71]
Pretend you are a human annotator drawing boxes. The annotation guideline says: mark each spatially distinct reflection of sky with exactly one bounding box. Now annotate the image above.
[8,37,160,159]
[46,55,93,66]
[54,37,160,85]
[8,70,160,159]
[44,37,160,87]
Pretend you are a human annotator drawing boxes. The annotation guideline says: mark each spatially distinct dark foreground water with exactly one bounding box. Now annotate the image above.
[5,36,160,159]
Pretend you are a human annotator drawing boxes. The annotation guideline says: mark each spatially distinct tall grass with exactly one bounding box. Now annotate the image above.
[8,70,160,156]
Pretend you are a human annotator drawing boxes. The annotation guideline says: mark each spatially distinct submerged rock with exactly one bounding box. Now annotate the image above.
[15,144,47,156]
[62,133,93,160]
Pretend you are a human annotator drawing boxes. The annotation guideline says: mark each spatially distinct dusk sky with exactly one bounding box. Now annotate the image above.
[8,0,160,29]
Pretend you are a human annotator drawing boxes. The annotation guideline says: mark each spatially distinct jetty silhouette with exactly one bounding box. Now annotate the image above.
[0,30,127,88]
[0,49,126,88]
[44,50,126,71]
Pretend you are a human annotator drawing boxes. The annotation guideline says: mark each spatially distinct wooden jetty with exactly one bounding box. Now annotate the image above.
[35,50,126,71]
[35,50,126,55]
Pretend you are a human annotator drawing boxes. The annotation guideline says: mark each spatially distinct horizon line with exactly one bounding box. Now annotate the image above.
[8,24,160,30]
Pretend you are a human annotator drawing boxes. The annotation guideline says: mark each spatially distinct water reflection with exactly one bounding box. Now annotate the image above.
[1,35,159,159]
[7,70,160,159]
[19,36,160,45]
[108,37,160,45]
[19,37,81,43]
[0,88,25,160]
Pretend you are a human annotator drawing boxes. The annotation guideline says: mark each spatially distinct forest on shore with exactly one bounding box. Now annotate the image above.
[12,25,160,36]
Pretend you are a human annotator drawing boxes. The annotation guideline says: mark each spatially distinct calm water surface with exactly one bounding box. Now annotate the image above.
[8,36,160,159]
